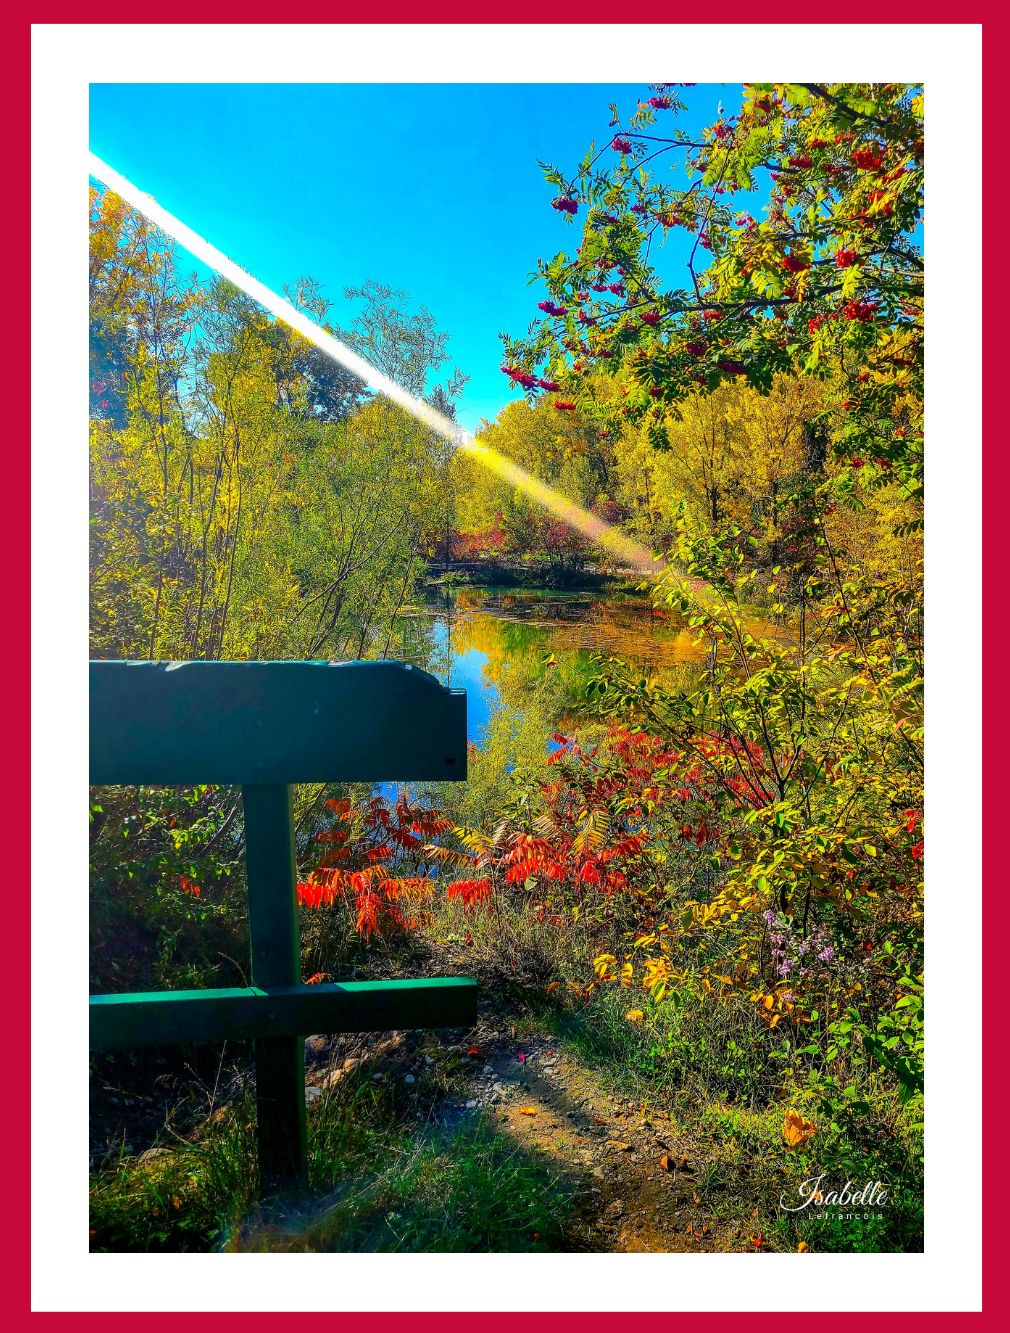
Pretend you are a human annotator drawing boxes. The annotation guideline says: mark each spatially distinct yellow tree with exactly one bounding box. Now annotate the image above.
[649,385,742,539]
[643,375,825,561]
[455,397,615,558]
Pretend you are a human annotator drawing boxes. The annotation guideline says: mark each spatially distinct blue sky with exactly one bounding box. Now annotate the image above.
[89,83,739,433]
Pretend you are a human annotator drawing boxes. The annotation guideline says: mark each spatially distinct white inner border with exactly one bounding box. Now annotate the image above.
[31,21,981,1313]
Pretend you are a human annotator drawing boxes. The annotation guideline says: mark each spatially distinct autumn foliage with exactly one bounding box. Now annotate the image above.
[298,794,452,937]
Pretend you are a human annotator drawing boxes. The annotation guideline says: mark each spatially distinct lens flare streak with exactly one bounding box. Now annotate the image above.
[87,152,660,575]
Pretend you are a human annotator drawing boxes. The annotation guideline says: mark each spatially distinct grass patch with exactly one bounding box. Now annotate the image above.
[91,1066,575,1253]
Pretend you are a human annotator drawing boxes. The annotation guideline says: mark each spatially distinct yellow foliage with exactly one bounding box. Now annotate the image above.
[650,376,824,545]
[454,395,614,553]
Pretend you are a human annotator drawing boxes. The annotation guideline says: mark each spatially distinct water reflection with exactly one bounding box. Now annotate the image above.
[396,585,707,742]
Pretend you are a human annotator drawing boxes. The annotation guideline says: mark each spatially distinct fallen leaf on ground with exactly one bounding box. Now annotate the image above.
[625,1009,645,1022]
[783,1108,818,1149]
[606,1140,632,1151]
[797,1241,809,1253]
[659,1154,670,1171]
[518,1106,538,1116]
[751,1232,765,1247]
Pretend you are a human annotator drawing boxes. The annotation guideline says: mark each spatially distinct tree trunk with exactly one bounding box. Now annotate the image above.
[802,421,828,475]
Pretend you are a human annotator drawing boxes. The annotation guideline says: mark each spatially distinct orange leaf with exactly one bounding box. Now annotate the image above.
[518,1106,538,1116]
[783,1109,818,1149]
[797,1241,809,1253]
[659,1154,670,1171]
[625,1009,645,1023]
[546,981,561,996]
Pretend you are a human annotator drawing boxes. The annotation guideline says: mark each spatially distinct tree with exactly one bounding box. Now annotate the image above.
[454,396,616,567]
[338,277,469,403]
[489,85,924,1122]
[89,185,205,428]
[89,192,469,665]
[501,83,923,510]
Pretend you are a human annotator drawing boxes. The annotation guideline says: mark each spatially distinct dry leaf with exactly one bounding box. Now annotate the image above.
[659,1154,670,1171]
[591,1116,609,1125]
[797,1241,809,1253]
[625,1009,645,1023]
[546,981,560,996]
[606,1140,632,1152]
[518,1106,538,1116]
[783,1108,818,1149]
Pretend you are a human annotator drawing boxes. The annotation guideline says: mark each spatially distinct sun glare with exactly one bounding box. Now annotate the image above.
[87,152,660,576]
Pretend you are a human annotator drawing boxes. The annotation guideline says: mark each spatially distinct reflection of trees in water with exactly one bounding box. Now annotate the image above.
[393,612,444,678]
[444,590,708,685]
[398,585,796,712]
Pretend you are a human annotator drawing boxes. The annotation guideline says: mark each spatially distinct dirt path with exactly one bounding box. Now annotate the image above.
[308,1016,759,1254]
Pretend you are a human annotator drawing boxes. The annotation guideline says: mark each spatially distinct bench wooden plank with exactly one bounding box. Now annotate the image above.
[89,660,467,785]
[89,979,478,1048]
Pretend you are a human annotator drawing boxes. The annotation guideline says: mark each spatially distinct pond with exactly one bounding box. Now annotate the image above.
[396,584,709,743]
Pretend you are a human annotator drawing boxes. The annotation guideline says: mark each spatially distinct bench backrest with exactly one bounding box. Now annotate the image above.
[89,659,468,785]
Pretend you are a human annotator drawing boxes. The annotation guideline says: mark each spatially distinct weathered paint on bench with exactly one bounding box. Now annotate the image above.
[89,659,467,784]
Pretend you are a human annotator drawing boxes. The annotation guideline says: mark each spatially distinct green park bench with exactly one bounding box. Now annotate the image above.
[89,659,477,1196]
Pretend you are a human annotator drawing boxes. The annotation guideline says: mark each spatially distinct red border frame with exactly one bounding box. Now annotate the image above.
[27,3,990,18]
[24,3,1003,1323]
